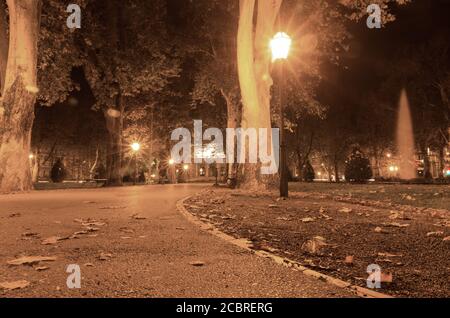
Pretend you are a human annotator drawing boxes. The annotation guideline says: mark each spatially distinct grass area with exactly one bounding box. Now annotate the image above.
[290,182,450,210]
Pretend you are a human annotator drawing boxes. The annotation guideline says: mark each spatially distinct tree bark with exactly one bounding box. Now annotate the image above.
[334,158,340,183]
[104,101,123,186]
[0,0,41,192]
[0,0,8,95]
[222,90,239,186]
[236,0,282,191]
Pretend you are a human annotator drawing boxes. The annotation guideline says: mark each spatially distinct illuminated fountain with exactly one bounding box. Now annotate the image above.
[396,89,416,180]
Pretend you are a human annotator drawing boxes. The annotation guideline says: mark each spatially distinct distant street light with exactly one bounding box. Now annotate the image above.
[169,158,175,165]
[271,31,292,198]
[131,142,141,152]
[131,142,140,185]
[29,154,34,160]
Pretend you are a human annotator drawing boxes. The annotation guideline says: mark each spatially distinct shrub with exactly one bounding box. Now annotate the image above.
[50,158,67,183]
[345,150,373,183]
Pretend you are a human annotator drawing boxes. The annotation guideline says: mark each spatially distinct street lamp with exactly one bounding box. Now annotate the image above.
[131,142,140,185]
[131,142,140,152]
[271,31,292,198]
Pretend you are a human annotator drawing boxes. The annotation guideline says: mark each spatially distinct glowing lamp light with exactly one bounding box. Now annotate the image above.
[386,153,392,158]
[183,164,189,171]
[131,142,140,152]
[169,159,175,165]
[29,154,34,159]
[446,169,450,177]
[270,32,292,62]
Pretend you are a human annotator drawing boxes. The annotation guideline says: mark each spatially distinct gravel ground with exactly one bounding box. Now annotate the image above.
[0,184,353,298]
[185,187,450,298]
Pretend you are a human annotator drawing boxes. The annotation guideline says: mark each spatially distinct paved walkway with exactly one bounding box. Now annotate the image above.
[0,184,353,297]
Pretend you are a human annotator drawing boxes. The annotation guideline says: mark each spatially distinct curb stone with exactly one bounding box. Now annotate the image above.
[176,194,394,299]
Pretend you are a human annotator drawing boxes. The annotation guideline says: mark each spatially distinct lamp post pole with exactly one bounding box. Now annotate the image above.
[134,154,138,185]
[278,60,288,198]
[271,31,291,198]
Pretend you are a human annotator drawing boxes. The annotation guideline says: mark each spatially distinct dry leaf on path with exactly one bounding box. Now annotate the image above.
[0,280,30,290]
[189,261,205,267]
[7,256,57,266]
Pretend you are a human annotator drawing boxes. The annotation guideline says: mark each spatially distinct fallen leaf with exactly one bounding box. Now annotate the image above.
[189,261,205,267]
[84,263,94,267]
[374,227,385,233]
[301,217,315,223]
[381,272,393,283]
[21,232,38,238]
[443,236,450,242]
[8,213,21,218]
[384,222,410,228]
[98,253,112,261]
[345,255,354,265]
[35,266,49,271]
[82,222,106,227]
[0,280,30,290]
[7,256,57,266]
[301,236,327,255]
[339,208,352,213]
[120,228,135,234]
[426,231,444,237]
[73,230,88,235]
[100,206,126,210]
[131,214,147,220]
[41,236,64,245]
[378,252,403,258]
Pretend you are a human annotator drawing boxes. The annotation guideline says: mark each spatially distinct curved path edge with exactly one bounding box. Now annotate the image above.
[176,194,394,299]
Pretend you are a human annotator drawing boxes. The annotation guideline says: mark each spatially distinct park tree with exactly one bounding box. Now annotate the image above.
[80,0,180,185]
[0,0,43,192]
[0,0,86,192]
[235,0,409,190]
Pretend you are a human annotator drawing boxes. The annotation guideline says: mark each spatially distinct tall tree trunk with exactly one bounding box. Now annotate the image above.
[438,146,445,179]
[0,0,8,94]
[0,0,41,192]
[334,157,340,183]
[223,90,239,186]
[236,0,282,191]
[104,94,124,186]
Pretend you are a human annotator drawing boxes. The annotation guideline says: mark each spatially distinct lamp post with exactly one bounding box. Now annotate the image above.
[131,142,140,185]
[270,32,292,198]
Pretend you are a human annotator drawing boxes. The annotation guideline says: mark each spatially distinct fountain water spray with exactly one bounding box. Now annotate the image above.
[396,89,416,180]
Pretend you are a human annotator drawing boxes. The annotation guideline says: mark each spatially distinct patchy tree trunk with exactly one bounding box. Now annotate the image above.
[0,0,42,192]
[104,101,124,186]
[222,90,239,186]
[334,158,340,183]
[0,0,8,94]
[236,0,282,191]
[438,146,445,179]
[89,145,100,179]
